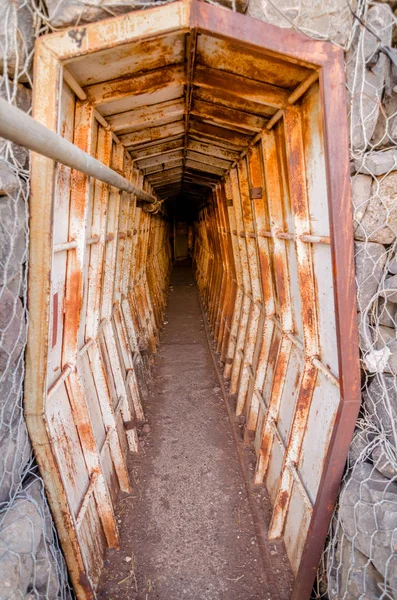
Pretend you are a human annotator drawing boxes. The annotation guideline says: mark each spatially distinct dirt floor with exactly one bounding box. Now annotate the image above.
[97,265,293,600]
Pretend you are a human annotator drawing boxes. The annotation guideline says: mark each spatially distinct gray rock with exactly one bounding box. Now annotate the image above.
[363,322,397,375]
[0,363,23,426]
[339,462,397,591]
[380,273,397,303]
[254,0,355,46]
[377,297,397,328]
[0,0,35,79]
[363,375,397,442]
[30,537,59,600]
[0,163,20,197]
[24,479,67,600]
[354,150,397,177]
[372,90,397,150]
[348,5,394,152]
[44,0,173,27]
[0,287,26,373]
[384,340,397,375]
[0,194,27,287]
[0,79,32,169]
[373,324,395,347]
[355,171,397,243]
[373,326,397,376]
[328,533,384,599]
[372,443,397,480]
[5,272,24,299]
[349,430,375,464]
[355,242,387,311]
[360,314,397,374]
[246,0,264,20]
[0,418,31,505]
[388,253,397,275]
[0,484,44,599]
[0,361,32,506]
[351,174,373,230]
[205,0,248,11]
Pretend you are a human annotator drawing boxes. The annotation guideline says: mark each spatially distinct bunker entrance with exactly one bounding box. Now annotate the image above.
[24,1,360,598]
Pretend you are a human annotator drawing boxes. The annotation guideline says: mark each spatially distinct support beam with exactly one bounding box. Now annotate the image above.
[194,64,289,109]
[84,64,185,107]
[0,97,157,205]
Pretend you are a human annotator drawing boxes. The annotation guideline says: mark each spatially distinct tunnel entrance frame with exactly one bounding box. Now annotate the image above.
[25,1,360,598]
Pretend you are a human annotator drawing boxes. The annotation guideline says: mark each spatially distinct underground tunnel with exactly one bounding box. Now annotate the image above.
[9,1,362,598]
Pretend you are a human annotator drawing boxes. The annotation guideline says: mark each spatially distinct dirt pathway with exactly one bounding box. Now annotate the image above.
[97,266,292,600]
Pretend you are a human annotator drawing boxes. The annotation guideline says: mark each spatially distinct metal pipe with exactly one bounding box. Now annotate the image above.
[0,97,157,205]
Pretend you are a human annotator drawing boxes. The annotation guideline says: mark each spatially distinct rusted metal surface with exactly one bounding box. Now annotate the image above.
[25,2,359,598]
[196,69,358,600]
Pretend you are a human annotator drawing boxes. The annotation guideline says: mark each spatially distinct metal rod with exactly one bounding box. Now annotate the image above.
[54,240,78,253]
[0,97,157,204]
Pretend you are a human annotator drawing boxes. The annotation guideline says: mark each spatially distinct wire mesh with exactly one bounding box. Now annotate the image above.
[0,2,73,598]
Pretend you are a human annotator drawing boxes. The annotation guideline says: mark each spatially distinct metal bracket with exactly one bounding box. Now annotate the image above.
[250,187,263,199]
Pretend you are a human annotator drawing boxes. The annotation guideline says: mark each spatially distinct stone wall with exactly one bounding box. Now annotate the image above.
[0,2,72,598]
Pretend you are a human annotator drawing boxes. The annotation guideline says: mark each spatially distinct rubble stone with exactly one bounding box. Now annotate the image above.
[354,150,397,176]
[372,443,397,480]
[328,533,384,599]
[0,483,43,599]
[355,171,397,243]
[347,4,394,151]
[355,241,387,311]
[372,90,397,150]
[0,418,31,505]
[206,0,248,11]
[351,174,372,231]
[363,375,397,442]
[31,537,60,599]
[0,287,26,372]
[0,194,26,287]
[373,324,397,374]
[388,252,397,275]
[0,0,35,79]
[44,0,248,24]
[377,297,397,328]
[0,364,31,507]
[0,78,32,169]
[339,462,397,591]
[0,363,23,428]
[44,0,178,28]
[248,0,355,46]
[349,430,374,464]
[0,163,20,197]
[380,273,397,303]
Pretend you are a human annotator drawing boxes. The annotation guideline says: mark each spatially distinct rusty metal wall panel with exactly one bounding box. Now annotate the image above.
[27,75,171,596]
[194,75,359,594]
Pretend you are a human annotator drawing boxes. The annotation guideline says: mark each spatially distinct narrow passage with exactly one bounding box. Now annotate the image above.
[97,266,290,600]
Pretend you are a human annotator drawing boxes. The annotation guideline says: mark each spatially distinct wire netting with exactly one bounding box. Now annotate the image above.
[0,2,73,598]
[1,0,397,598]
